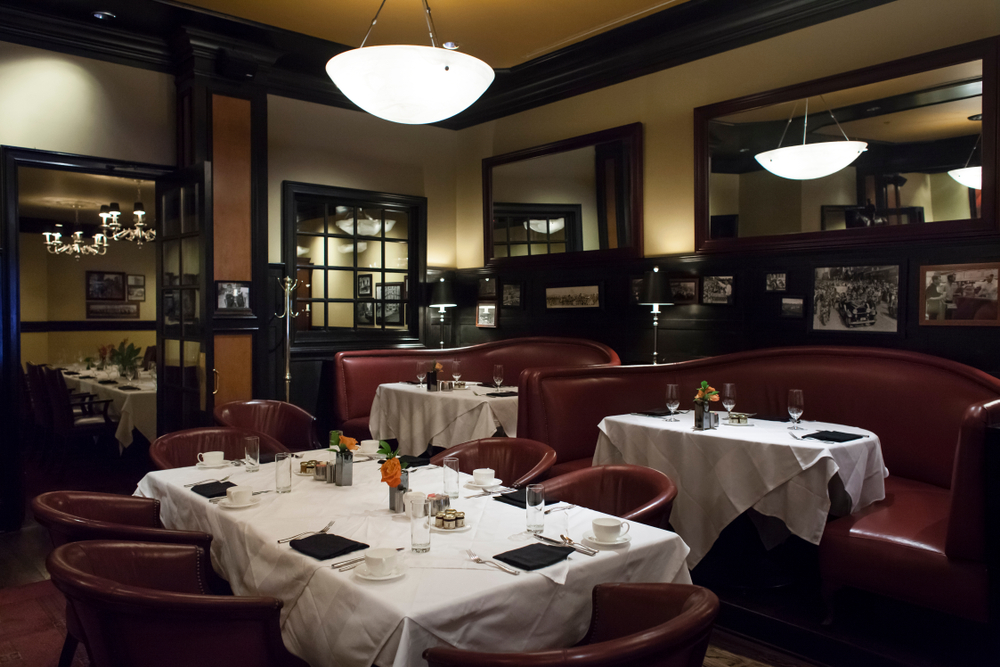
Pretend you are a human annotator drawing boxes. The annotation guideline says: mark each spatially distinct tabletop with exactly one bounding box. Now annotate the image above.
[594,412,888,568]
[369,382,518,456]
[62,370,157,448]
[136,451,691,667]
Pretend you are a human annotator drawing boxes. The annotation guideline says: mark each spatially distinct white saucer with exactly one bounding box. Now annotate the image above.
[724,421,755,427]
[583,531,632,547]
[216,496,262,510]
[466,479,503,489]
[196,461,230,470]
[294,470,318,477]
[354,563,406,581]
[431,523,472,534]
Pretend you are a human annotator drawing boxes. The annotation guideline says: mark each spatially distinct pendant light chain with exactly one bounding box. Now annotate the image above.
[421,0,439,48]
[359,0,389,48]
[358,0,441,49]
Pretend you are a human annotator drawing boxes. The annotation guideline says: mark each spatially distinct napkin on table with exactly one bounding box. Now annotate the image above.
[635,407,673,417]
[189,481,236,498]
[494,488,527,509]
[486,391,518,398]
[98,380,118,385]
[804,430,863,443]
[63,371,80,376]
[399,455,431,468]
[290,534,369,561]
[119,386,142,391]
[494,544,574,571]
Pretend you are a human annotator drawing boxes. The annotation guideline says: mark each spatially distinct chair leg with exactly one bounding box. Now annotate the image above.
[58,633,78,667]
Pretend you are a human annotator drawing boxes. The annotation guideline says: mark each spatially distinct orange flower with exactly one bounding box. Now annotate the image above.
[434,362,443,372]
[696,389,705,400]
[380,457,402,487]
[710,394,720,402]
[339,435,359,451]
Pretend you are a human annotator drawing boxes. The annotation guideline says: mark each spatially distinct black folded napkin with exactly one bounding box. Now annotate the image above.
[486,391,518,398]
[399,455,430,468]
[78,374,96,379]
[636,407,673,417]
[98,380,118,385]
[190,481,236,498]
[494,488,527,509]
[805,430,863,443]
[63,371,80,376]
[118,386,142,391]
[753,415,791,422]
[494,544,574,571]
[52,367,67,371]
[289,534,369,560]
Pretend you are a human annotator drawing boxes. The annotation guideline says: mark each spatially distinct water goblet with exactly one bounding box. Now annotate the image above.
[493,364,504,390]
[416,361,427,386]
[452,360,462,382]
[788,389,804,430]
[722,383,736,421]
[665,384,680,422]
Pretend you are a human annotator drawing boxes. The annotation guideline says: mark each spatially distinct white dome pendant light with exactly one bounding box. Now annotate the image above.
[755,97,867,180]
[326,0,494,125]
[948,133,982,190]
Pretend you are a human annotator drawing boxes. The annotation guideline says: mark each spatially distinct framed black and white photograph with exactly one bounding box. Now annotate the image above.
[127,286,146,302]
[127,274,145,287]
[811,265,900,333]
[766,273,787,292]
[669,279,698,305]
[358,273,373,298]
[630,277,644,304]
[375,284,404,325]
[87,302,139,319]
[919,262,1000,326]
[476,301,498,328]
[781,297,804,319]
[545,284,600,309]
[381,282,404,302]
[502,283,522,308]
[702,276,734,305]
[86,271,126,301]
[356,301,374,326]
[216,281,251,315]
[479,276,497,299]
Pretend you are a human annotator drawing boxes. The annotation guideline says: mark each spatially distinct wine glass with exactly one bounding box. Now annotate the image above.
[107,365,119,383]
[493,364,504,390]
[416,361,427,386]
[788,389,804,430]
[452,360,462,382]
[721,383,736,421]
[665,384,680,422]
[150,365,158,389]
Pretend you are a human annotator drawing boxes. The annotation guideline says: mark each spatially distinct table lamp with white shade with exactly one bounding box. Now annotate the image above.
[429,278,456,349]
[639,268,673,365]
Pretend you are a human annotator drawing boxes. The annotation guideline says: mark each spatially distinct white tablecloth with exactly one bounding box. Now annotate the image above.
[370,383,518,456]
[594,413,888,568]
[136,452,690,667]
[63,372,157,448]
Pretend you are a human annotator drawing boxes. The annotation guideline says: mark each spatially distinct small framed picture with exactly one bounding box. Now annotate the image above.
[216,281,252,316]
[479,277,497,299]
[356,301,375,326]
[668,279,699,305]
[545,284,601,309]
[375,284,404,325]
[358,273,373,298]
[766,273,787,292]
[919,262,1000,326]
[127,274,145,287]
[87,302,139,319]
[502,283,522,308]
[780,296,804,319]
[477,301,498,328]
[702,276,734,305]
[86,271,126,301]
[127,286,146,302]
[811,265,900,333]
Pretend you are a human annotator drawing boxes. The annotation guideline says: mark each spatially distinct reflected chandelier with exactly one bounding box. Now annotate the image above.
[755,98,867,180]
[325,0,494,125]
[43,206,108,260]
[100,183,155,246]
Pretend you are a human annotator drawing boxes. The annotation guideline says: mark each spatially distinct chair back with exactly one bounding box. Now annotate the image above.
[429,438,557,488]
[17,363,33,423]
[40,366,80,433]
[47,541,308,667]
[213,400,322,452]
[149,427,288,470]
[540,465,677,529]
[25,362,53,428]
[142,345,157,371]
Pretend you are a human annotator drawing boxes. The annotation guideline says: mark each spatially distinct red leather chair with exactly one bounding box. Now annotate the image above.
[149,427,289,470]
[429,438,557,488]
[540,465,677,530]
[47,540,309,667]
[32,491,227,667]
[213,400,322,452]
[423,583,718,667]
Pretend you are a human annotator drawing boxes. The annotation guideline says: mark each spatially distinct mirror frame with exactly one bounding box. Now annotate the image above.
[483,122,644,267]
[694,38,998,254]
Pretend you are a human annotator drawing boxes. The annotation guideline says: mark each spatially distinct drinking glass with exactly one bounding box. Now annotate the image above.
[452,360,462,382]
[443,456,460,498]
[150,365,157,389]
[106,366,119,382]
[526,484,545,534]
[410,499,432,553]
[416,361,427,386]
[722,383,736,420]
[665,384,680,421]
[245,435,260,473]
[493,364,504,390]
[788,389,804,430]
[275,452,292,493]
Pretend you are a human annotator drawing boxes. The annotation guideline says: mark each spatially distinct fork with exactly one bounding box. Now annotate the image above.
[467,549,519,575]
[184,475,231,488]
[544,503,576,514]
[277,520,335,544]
[210,490,274,503]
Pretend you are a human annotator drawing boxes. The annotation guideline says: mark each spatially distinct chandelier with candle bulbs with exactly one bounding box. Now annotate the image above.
[43,206,108,260]
[100,183,155,246]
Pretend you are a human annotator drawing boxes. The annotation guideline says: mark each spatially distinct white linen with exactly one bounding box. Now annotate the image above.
[370,383,518,455]
[136,452,690,667]
[63,373,157,448]
[594,413,888,568]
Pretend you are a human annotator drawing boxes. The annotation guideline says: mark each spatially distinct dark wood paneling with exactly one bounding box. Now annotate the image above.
[21,320,155,333]
[214,334,253,405]
[211,94,252,282]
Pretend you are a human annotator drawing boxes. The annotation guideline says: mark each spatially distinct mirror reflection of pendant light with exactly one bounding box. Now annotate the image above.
[755,97,867,180]
[524,218,565,235]
[335,212,397,236]
[948,133,982,190]
[325,0,494,125]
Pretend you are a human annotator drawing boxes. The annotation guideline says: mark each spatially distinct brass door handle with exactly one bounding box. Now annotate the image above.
[213,368,220,395]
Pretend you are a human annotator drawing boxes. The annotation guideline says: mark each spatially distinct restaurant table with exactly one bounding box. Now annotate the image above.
[594,413,888,568]
[62,371,156,448]
[135,451,691,667]
[370,382,518,455]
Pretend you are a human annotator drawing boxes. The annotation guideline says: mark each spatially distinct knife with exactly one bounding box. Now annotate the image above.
[533,534,596,556]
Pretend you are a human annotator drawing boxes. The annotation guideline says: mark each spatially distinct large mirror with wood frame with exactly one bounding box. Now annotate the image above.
[694,38,997,253]
[483,123,643,266]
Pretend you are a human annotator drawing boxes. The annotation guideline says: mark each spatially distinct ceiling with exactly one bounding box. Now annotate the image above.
[174,0,693,69]
[18,168,156,230]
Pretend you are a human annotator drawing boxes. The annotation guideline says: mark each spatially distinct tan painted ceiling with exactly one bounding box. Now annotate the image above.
[176,0,692,69]
[19,168,156,227]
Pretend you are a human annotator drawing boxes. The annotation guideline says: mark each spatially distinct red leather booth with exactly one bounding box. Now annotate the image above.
[518,346,999,622]
[330,337,620,440]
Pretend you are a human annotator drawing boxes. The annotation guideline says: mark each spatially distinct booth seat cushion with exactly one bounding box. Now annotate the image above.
[547,457,593,479]
[340,417,373,441]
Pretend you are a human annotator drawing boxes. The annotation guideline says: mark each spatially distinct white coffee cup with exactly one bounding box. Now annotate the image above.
[473,468,495,486]
[198,451,225,466]
[403,491,426,516]
[365,547,399,577]
[592,517,630,542]
[359,439,379,455]
[226,485,253,505]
